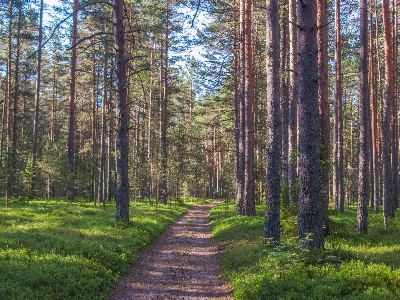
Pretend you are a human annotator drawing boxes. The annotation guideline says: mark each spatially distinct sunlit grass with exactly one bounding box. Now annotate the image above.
[211,203,400,300]
[0,197,199,300]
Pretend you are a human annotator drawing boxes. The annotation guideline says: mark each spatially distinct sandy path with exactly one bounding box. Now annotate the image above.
[107,201,233,300]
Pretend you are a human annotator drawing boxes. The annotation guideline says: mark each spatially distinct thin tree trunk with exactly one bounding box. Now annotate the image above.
[264,0,281,242]
[333,0,344,211]
[92,43,97,207]
[317,0,330,209]
[67,0,78,200]
[31,0,44,193]
[114,0,129,222]
[10,3,22,196]
[236,0,245,214]
[281,0,289,205]
[297,0,324,249]
[159,0,169,204]
[370,2,379,212]
[288,0,298,204]
[98,44,107,207]
[357,0,370,234]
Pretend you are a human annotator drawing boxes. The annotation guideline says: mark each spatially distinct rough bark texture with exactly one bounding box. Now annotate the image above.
[108,202,233,300]
[382,0,393,230]
[333,0,344,211]
[114,0,129,222]
[317,0,330,209]
[357,0,369,234]
[288,0,298,204]
[67,0,78,200]
[297,0,324,249]
[264,0,281,242]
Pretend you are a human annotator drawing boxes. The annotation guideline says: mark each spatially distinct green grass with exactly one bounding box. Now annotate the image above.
[0,197,202,300]
[211,204,400,300]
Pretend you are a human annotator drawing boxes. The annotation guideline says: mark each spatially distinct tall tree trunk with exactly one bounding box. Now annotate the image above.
[281,0,289,205]
[159,0,169,204]
[264,0,281,242]
[382,0,393,230]
[288,0,298,204]
[31,0,44,194]
[297,0,324,249]
[10,3,22,196]
[391,0,398,212]
[236,0,245,214]
[98,46,107,207]
[317,0,329,209]
[357,0,370,234]
[242,0,255,216]
[92,43,97,206]
[370,2,380,212]
[67,0,78,200]
[5,0,13,205]
[114,0,129,222]
[333,0,344,211]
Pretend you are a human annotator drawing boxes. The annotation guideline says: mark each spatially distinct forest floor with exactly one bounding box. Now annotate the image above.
[107,201,233,300]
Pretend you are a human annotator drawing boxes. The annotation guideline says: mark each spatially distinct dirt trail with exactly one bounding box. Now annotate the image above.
[108,201,233,300]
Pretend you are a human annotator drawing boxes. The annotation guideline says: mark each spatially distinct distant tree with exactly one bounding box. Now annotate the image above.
[333,0,344,211]
[297,0,324,249]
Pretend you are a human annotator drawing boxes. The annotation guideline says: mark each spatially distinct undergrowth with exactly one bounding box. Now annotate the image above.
[211,203,400,300]
[0,197,200,300]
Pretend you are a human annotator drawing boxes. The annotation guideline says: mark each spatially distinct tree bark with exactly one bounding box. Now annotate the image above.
[264,0,281,242]
[280,0,289,205]
[67,0,78,200]
[317,0,329,209]
[297,0,324,249]
[288,0,298,204]
[333,0,344,211]
[31,0,44,191]
[357,0,370,234]
[114,0,129,222]
[159,0,169,204]
[382,0,393,230]
[242,0,255,216]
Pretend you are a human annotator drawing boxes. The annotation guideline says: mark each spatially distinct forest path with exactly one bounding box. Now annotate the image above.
[107,201,233,300]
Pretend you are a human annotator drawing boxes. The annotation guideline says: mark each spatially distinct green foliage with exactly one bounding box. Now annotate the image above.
[210,204,400,300]
[0,198,190,300]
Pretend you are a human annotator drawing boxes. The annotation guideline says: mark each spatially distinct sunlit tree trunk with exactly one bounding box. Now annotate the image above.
[288,0,298,204]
